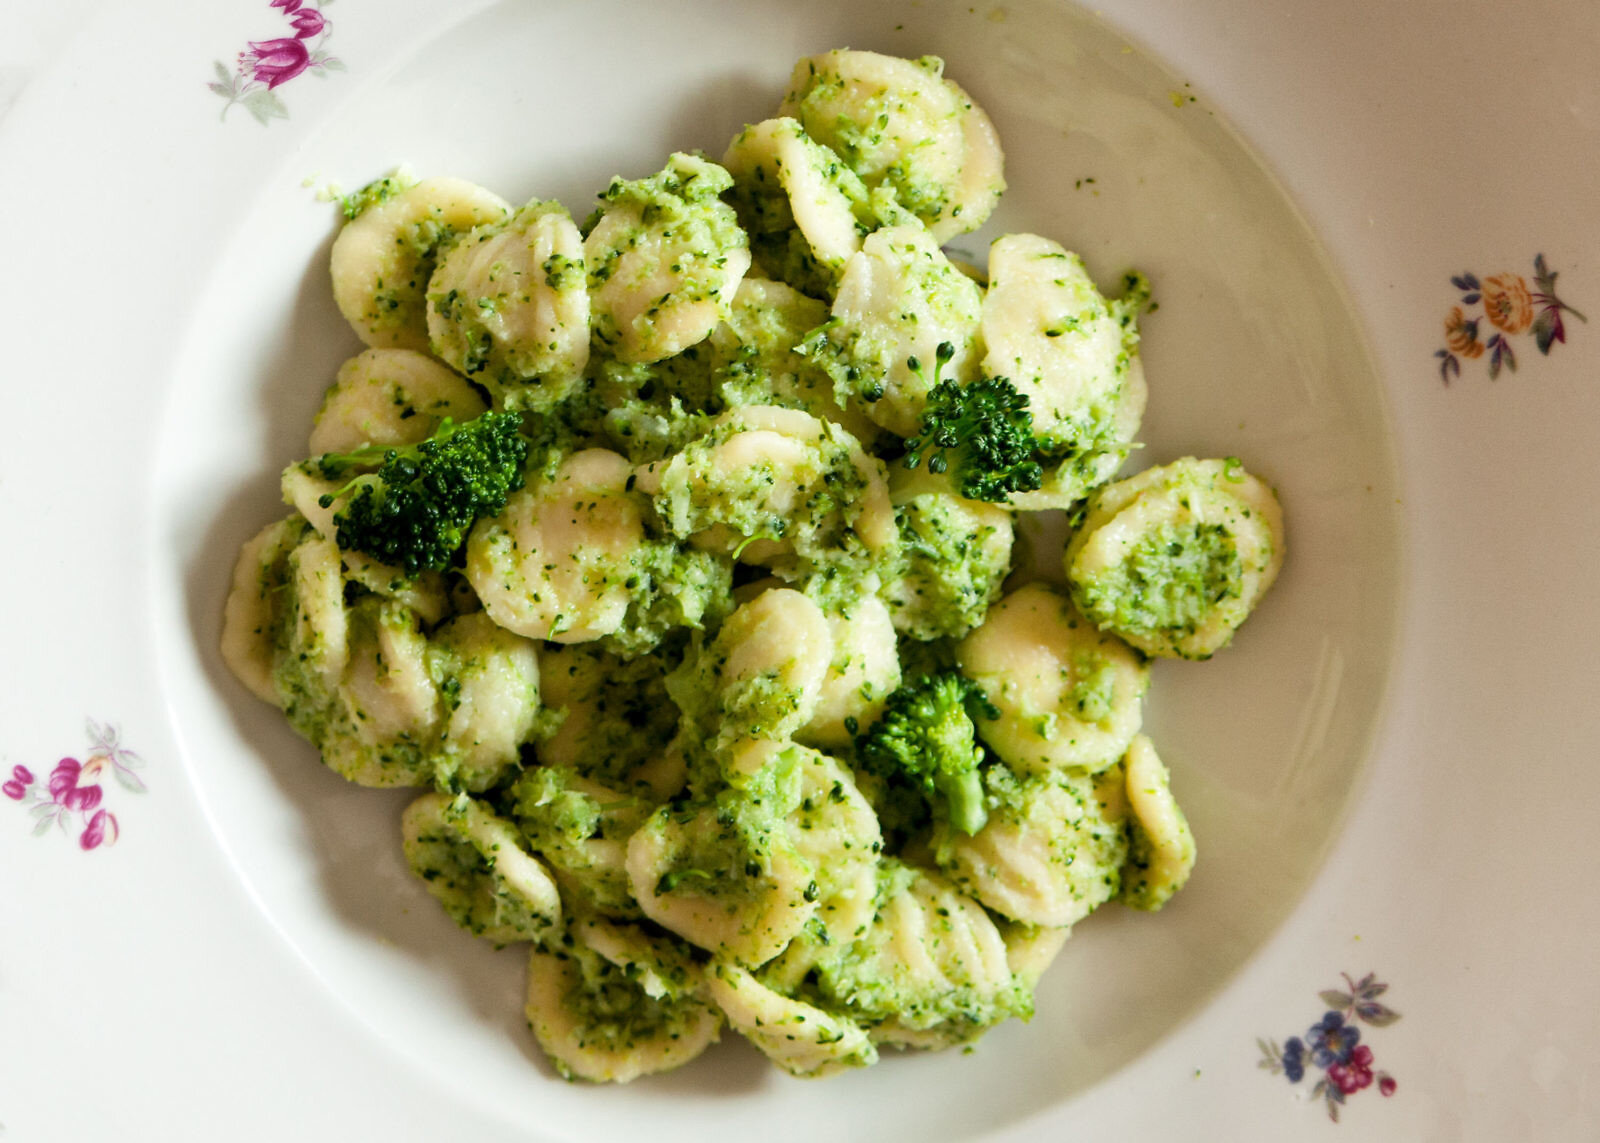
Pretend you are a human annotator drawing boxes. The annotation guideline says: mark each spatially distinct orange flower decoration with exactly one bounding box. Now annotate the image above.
[1444,306,1483,358]
[1482,273,1534,334]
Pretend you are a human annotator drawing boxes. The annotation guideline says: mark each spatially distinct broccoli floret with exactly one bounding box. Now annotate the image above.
[902,345,1044,502]
[855,671,998,837]
[315,410,530,575]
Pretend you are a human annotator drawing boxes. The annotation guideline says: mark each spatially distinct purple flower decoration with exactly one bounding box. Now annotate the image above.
[80,809,119,851]
[2,764,32,801]
[7,721,146,849]
[288,8,325,39]
[208,0,344,125]
[243,37,311,89]
[1259,973,1400,1123]
[1307,1011,1360,1068]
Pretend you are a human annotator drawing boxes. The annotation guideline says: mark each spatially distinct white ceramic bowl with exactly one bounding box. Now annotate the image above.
[1,1,1596,1139]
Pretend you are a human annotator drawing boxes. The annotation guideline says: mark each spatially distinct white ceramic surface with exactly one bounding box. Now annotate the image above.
[1,1,1596,1140]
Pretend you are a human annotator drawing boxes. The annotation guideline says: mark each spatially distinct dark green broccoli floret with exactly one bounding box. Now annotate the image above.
[902,344,1044,502]
[856,671,999,837]
[314,411,530,575]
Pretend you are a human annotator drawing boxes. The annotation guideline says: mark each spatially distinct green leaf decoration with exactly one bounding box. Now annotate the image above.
[1356,1001,1401,1027]
[213,59,233,86]
[1533,308,1558,354]
[240,88,289,125]
[1319,989,1353,1010]
[32,815,56,837]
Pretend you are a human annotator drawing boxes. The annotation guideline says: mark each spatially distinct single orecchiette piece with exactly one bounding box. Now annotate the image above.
[1065,456,1285,659]
[937,765,1130,927]
[812,860,1027,1049]
[465,449,643,643]
[882,466,1015,641]
[636,405,895,576]
[707,960,876,1078]
[957,582,1148,773]
[308,348,487,456]
[712,277,881,445]
[980,234,1149,502]
[1119,735,1197,910]
[221,516,308,704]
[625,794,816,967]
[584,152,751,364]
[672,587,834,749]
[425,612,541,793]
[401,792,561,944]
[779,50,1005,242]
[524,940,722,1083]
[426,198,590,410]
[803,222,984,438]
[330,175,510,351]
[319,596,440,786]
[722,117,869,297]
[797,590,901,750]
[511,765,653,919]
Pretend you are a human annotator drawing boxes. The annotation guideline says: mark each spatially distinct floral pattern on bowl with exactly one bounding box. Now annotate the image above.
[1258,973,1400,1122]
[208,0,345,125]
[1436,255,1585,382]
[4,719,146,850]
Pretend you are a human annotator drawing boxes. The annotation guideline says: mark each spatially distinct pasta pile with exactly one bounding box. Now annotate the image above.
[221,49,1284,1082]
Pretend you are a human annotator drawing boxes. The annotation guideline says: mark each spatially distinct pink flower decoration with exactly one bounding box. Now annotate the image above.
[269,0,303,11]
[48,758,81,801]
[243,37,311,89]
[2,764,31,799]
[64,784,103,813]
[80,809,118,851]
[288,8,325,38]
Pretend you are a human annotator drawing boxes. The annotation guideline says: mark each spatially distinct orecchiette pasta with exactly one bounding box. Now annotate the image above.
[957,582,1149,773]
[220,45,1277,1086]
[330,175,510,351]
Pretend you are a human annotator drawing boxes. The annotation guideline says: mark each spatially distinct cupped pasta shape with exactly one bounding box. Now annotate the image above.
[813,860,1027,1049]
[980,234,1148,475]
[625,796,816,967]
[1119,735,1197,910]
[957,582,1148,773]
[425,612,541,793]
[707,960,876,1078]
[308,348,487,456]
[585,152,751,364]
[882,466,1015,641]
[221,516,308,704]
[723,117,870,297]
[803,222,984,438]
[511,765,654,919]
[1065,456,1285,659]
[524,938,722,1083]
[673,587,833,749]
[797,589,901,750]
[712,277,881,446]
[427,199,590,411]
[319,596,441,786]
[937,764,1131,927]
[466,448,644,643]
[330,175,510,351]
[732,739,883,947]
[779,50,1005,242]
[401,792,561,944]
[637,405,895,576]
